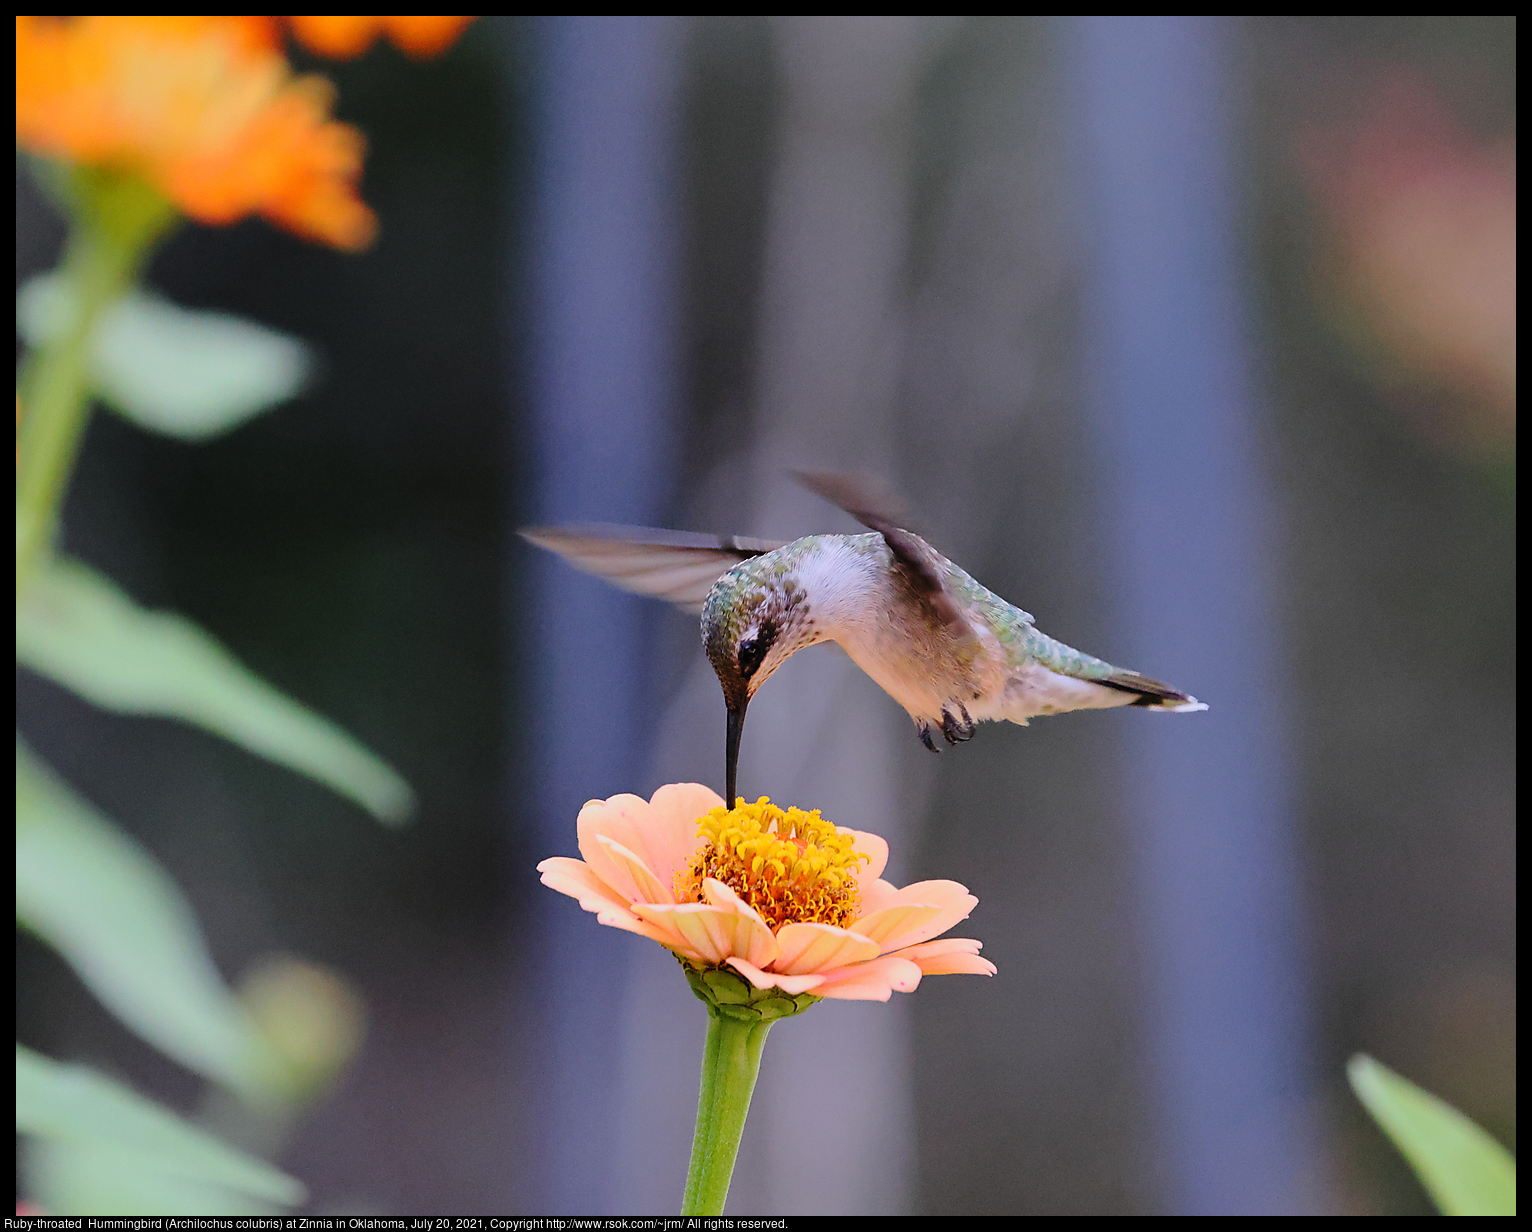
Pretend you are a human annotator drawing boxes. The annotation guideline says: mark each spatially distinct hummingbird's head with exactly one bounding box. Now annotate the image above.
[702,570,813,707]
[701,561,816,804]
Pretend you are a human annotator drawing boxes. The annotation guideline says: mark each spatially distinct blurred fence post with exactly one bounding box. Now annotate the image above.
[723,16,921,1214]
[1068,15,1324,1214]
[517,15,684,1213]
[632,16,924,1215]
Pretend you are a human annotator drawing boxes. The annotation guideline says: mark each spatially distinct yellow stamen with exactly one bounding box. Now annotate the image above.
[675,797,869,931]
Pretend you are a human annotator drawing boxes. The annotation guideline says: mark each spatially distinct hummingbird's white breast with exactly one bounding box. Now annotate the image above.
[789,535,1008,725]
[790,535,1141,729]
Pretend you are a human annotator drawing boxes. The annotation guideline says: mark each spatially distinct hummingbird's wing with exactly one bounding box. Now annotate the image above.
[519,524,786,614]
[794,470,982,651]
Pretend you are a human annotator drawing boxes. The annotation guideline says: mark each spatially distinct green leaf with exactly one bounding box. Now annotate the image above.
[17,273,310,440]
[22,1138,280,1217]
[17,557,414,825]
[16,1046,304,1211]
[16,743,273,1096]
[1348,1053,1516,1216]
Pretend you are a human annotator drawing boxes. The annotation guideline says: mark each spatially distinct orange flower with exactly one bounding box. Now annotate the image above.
[539,786,996,1002]
[286,16,477,61]
[16,16,376,251]
[1298,70,1516,439]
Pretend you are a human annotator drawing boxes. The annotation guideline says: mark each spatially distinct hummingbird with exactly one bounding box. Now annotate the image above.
[522,471,1206,807]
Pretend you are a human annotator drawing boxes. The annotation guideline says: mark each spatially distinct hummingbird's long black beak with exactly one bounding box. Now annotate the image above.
[725,701,747,809]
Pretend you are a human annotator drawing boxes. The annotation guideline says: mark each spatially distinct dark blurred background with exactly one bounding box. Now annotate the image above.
[16,15,1514,1216]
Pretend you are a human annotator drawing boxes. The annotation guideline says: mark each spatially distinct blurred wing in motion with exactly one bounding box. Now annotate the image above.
[519,524,785,614]
[793,468,910,533]
[794,469,977,644]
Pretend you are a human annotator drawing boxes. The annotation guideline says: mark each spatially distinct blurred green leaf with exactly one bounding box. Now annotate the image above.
[22,1138,281,1217]
[16,743,274,1096]
[17,557,414,825]
[17,273,310,440]
[16,1046,304,1212]
[1348,1053,1516,1216]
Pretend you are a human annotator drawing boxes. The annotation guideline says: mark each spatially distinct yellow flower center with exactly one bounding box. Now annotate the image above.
[676,797,869,932]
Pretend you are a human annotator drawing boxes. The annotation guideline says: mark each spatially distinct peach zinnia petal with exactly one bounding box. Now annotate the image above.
[577,794,673,904]
[575,794,652,903]
[856,880,977,952]
[627,902,708,961]
[536,856,629,918]
[771,923,881,976]
[648,782,725,881]
[698,879,782,969]
[536,857,680,949]
[858,877,902,917]
[843,828,889,890]
[724,956,826,996]
[699,878,773,930]
[578,785,717,901]
[849,902,945,949]
[899,938,997,977]
[591,910,683,949]
[812,955,924,1002]
[633,902,778,969]
[594,833,672,906]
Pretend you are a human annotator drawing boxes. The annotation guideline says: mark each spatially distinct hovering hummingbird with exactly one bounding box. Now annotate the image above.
[522,471,1206,806]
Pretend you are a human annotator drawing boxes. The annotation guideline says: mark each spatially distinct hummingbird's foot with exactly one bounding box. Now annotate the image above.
[918,721,940,753]
[940,703,977,745]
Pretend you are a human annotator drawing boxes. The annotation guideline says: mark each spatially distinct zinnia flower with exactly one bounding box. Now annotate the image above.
[16,16,376,251]
[539,784,996,1002]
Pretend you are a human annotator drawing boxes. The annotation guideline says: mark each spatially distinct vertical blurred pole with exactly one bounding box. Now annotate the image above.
[728,16,920,1215]
[522,15,683,1213]
[1068,17,1322,1214]
[628,17,922,1215]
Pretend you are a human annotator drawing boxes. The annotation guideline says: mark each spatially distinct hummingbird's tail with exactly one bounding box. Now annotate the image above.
[1097,670,1209,713]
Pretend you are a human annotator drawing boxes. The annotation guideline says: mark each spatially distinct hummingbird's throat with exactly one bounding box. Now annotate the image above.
[675,798,869,932]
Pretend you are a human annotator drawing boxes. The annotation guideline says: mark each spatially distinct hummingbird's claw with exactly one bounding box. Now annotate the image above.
[918,721,940,753]
[940,704,977,745]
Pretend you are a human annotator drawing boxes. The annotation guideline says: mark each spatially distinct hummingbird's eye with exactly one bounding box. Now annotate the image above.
[737,622,776,679]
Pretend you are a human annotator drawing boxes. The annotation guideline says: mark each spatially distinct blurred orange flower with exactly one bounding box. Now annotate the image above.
[540,785,996,1003]
[285,16,477,61]
[1299,70,1516,444]
[15,16,377,251]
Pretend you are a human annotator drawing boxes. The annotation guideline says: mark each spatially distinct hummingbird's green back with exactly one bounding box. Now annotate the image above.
[943,563,1122,682]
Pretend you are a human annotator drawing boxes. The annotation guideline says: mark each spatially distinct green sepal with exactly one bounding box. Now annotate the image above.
[682,959,821,1023]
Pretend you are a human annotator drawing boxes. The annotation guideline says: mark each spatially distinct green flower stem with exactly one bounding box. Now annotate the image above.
[682,1010,773,1216]
[679,963,820,1216]
[17,166,176,594]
